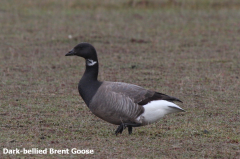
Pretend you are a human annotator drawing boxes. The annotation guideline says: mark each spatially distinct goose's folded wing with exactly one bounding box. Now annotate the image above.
[105,81,182,106]
[89,82,144,124]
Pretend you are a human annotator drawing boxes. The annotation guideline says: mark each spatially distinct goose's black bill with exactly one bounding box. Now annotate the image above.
[65,49,75,56]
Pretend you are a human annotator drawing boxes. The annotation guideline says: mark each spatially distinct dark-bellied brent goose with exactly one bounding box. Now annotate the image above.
[65,42,184,135]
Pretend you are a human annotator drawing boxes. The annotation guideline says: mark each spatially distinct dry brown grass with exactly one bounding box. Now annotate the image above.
[0,0,240,158]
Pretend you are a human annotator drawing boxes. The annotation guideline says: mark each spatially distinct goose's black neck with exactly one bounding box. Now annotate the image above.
[78,59,102,106]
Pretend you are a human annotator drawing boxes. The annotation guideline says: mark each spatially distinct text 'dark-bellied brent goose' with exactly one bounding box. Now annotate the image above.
[65,42,185,135]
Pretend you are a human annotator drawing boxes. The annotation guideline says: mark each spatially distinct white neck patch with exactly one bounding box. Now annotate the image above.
[87,59,97,66]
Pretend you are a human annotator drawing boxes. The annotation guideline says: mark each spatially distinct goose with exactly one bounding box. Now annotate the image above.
[65,42,185,135]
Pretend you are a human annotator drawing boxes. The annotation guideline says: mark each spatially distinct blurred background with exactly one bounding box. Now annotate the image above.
[0,0,239,158]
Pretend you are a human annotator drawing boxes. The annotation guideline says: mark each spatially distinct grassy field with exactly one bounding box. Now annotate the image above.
[0,0,240,158]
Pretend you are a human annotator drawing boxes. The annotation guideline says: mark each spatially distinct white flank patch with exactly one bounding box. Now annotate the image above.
[87,59,97,66]
[137,100,184,125]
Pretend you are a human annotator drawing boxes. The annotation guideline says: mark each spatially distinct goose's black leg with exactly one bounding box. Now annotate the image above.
[115,123,141,135]
[128,126,132,135]
[115,125,123,136]
[126,123,141,135]
[115,123,126,136]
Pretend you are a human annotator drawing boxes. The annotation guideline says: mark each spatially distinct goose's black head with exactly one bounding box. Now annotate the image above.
[65,43,98,61]
[65,43,101,106]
